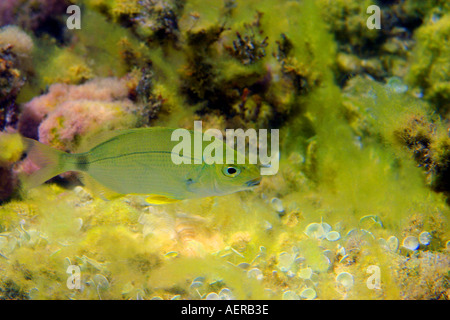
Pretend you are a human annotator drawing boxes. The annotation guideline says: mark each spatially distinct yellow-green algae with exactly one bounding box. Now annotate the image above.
[1,0,449,300]
[406,12,450,113]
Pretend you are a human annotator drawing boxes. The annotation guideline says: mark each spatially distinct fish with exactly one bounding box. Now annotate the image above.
[20,127,262,204]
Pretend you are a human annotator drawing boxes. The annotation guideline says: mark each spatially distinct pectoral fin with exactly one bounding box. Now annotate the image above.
[145,194,180,205]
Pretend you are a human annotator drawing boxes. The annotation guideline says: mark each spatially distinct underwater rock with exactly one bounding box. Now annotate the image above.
[300,288,316,300]
[134,64,168,124]
[406,13,450,114]
[205,292,219,300]
[0,133,24,202]
[318,0,426,82]
[282,290,299,300]
[326,231,341,242]
[226,29,268,65]
[386,76,408,94]
[305,223,326,239]
[0,165,17,202]
[0,26,34,68]
[224,12,268,66]
[218,288,234,300]
[0,0,69,41]
[247,268,263,281]
[396,251,450,299]
[297,267,313,280]
[0,45,22,130]
[277,251,297,274]
[387,236,399,252]
[418,231,431,246]
[0,26,33,131]
[270,197,284,214]
[393,114,450,197]
[402,236,420,251]
[337,52,388,80]
[0,132,24,166]
[274,33,320,96]
[343,76,450,199]
[305,222,332,240]
[134,0,182,44]
[359,215,384,228]
[181,23,273,131]
[318,0,382,50]
[336,272,354,290]
[229,232,251,253]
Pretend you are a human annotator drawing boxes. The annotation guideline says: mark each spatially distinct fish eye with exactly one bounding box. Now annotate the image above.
[223,166,241,177]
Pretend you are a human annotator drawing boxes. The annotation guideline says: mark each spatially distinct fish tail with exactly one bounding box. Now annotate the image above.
[20,138,72,190]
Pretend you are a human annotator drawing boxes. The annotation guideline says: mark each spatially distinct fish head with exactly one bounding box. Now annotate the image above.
[211,162,262,195]
[185,162,262,198]
[185,139,262,197]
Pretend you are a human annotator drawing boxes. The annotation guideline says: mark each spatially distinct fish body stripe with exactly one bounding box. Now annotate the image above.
[83,150,199,166]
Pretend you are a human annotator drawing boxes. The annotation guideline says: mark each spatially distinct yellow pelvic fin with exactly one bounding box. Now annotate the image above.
[145,194,180,205]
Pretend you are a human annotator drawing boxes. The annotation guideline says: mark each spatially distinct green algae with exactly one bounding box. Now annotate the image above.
[406,12,450,114]
[0,0,449,300]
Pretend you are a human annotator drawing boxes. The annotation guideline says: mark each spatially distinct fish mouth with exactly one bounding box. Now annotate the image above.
[246,177,262,187]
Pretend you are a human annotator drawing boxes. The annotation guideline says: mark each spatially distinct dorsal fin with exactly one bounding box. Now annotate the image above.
[75,129,132,153]
[75,127,171,153]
